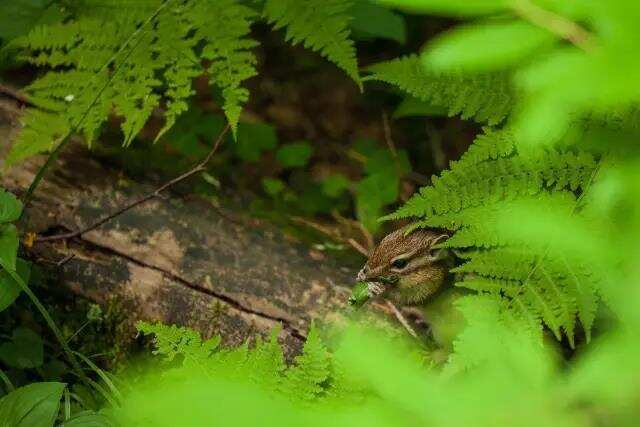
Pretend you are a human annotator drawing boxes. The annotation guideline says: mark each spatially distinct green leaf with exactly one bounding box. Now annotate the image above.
[0,327,44,369]
[393,96,448,118]
[424,20,556,72]
[365,55,514,125]
[377,0,508,17]
[0,258,31,312]
[262,178,286,197]
[275,141,313,168]
[356,172,399,232]
[364,148,411,176]
[0,0,65,43]
[264,0,361,87]
[350,0,407,43]
[0,190,22,224]
[321,174,351,197]
[235,122,278,162]
[0,382,65,427]
[60,410,116,427]
[0,224,18,271]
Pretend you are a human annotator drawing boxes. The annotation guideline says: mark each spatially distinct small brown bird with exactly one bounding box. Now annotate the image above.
[356,227,451,305]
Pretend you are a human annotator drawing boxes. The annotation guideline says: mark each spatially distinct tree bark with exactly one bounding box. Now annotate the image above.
[0,97,398,355]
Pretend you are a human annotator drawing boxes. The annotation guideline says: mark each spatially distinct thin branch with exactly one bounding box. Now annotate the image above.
[37,125,230,243]
[0,84,33,107]
[513,0,596,52]
[381,111,398,159]
[385,299,418,339]
[290,215,370,257]
[331,210,374,254]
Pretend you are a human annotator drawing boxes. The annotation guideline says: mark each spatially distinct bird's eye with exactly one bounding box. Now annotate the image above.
[391,258,408,269]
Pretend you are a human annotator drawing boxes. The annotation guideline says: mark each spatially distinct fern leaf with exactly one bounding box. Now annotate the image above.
[187,0,258,135]
[365,55,514,125]
[8,0,259,162]
[137,321,221,367]
[283,323,330,401]
[246,326,286,390]
[264,0,360,87]
[387,143,595,221]
[6,110,70,165]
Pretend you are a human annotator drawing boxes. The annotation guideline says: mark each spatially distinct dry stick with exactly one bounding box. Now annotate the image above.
[0,84,33,107]
[290,215,370,257]
[385,300,418,339]
[37,125,230,243]
[382,110,430,186]
[331,210,374,254]
[381,111,398,159]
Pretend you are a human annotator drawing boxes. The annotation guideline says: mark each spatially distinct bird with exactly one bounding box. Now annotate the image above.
[355,227,453,305]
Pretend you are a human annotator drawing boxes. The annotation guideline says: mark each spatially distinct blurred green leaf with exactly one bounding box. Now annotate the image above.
[424,20,556,72]
[0,224,18,271]
[356,173,399,232]
[321,174,351,197]
[0,382,64,427]
[0,258,31,312]
[393,96,448,118]
[262,178,286,197]
[235,123,278,162]
[276,141,313,168]
[0,0,65,43]
[350,0,407,43]
[0,190,22,224]
[164,109,227,159]
[364,149,411,176]
[0,327,44,369]
[377,0,508,17]
[60,410,116,427]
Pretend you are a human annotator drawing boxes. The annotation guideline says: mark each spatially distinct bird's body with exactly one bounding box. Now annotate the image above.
[356,227,452,305]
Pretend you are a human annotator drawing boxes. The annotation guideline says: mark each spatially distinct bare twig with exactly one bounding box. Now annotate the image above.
[290,215,370,257]
[381,111,398,159]
[37,125,230,243]
[331,210,374,254]
[56,254,75,267]
[385,299,418,339]
[513,0,596,52]
[0,84,33,107]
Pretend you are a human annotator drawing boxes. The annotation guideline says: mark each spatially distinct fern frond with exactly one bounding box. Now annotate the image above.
[8,0,259,162]
[444,295,540,375]
[246,327,286,390]
[282,323,331,401]
[387,140,595,221]
[263,0,360,87]
[187,0,258,134]
[137,321,221,366]
[365,55,514,125]
[392,128,600,345]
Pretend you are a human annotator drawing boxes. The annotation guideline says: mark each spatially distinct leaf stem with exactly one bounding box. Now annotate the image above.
[513,0,596,52]
[0,368,14,393]
[4,267,87,385]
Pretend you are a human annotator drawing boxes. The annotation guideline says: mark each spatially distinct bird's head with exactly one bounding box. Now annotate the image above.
[356,228,451,305]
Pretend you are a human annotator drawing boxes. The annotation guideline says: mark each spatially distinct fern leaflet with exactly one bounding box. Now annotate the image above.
[365,55,514,125]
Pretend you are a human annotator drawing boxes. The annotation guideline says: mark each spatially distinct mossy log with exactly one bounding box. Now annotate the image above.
[0,97,405,355]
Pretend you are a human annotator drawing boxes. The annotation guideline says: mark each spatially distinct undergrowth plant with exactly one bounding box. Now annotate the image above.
[2,0,365,164]
[2,0,640,425]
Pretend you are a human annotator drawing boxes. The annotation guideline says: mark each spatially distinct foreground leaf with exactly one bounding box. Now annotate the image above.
[0,382,65,427]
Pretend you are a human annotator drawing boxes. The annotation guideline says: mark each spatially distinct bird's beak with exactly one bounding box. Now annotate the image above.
[356,267,367,282]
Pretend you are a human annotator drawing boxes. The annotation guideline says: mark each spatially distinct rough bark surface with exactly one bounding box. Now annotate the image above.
[0,97,399,355]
